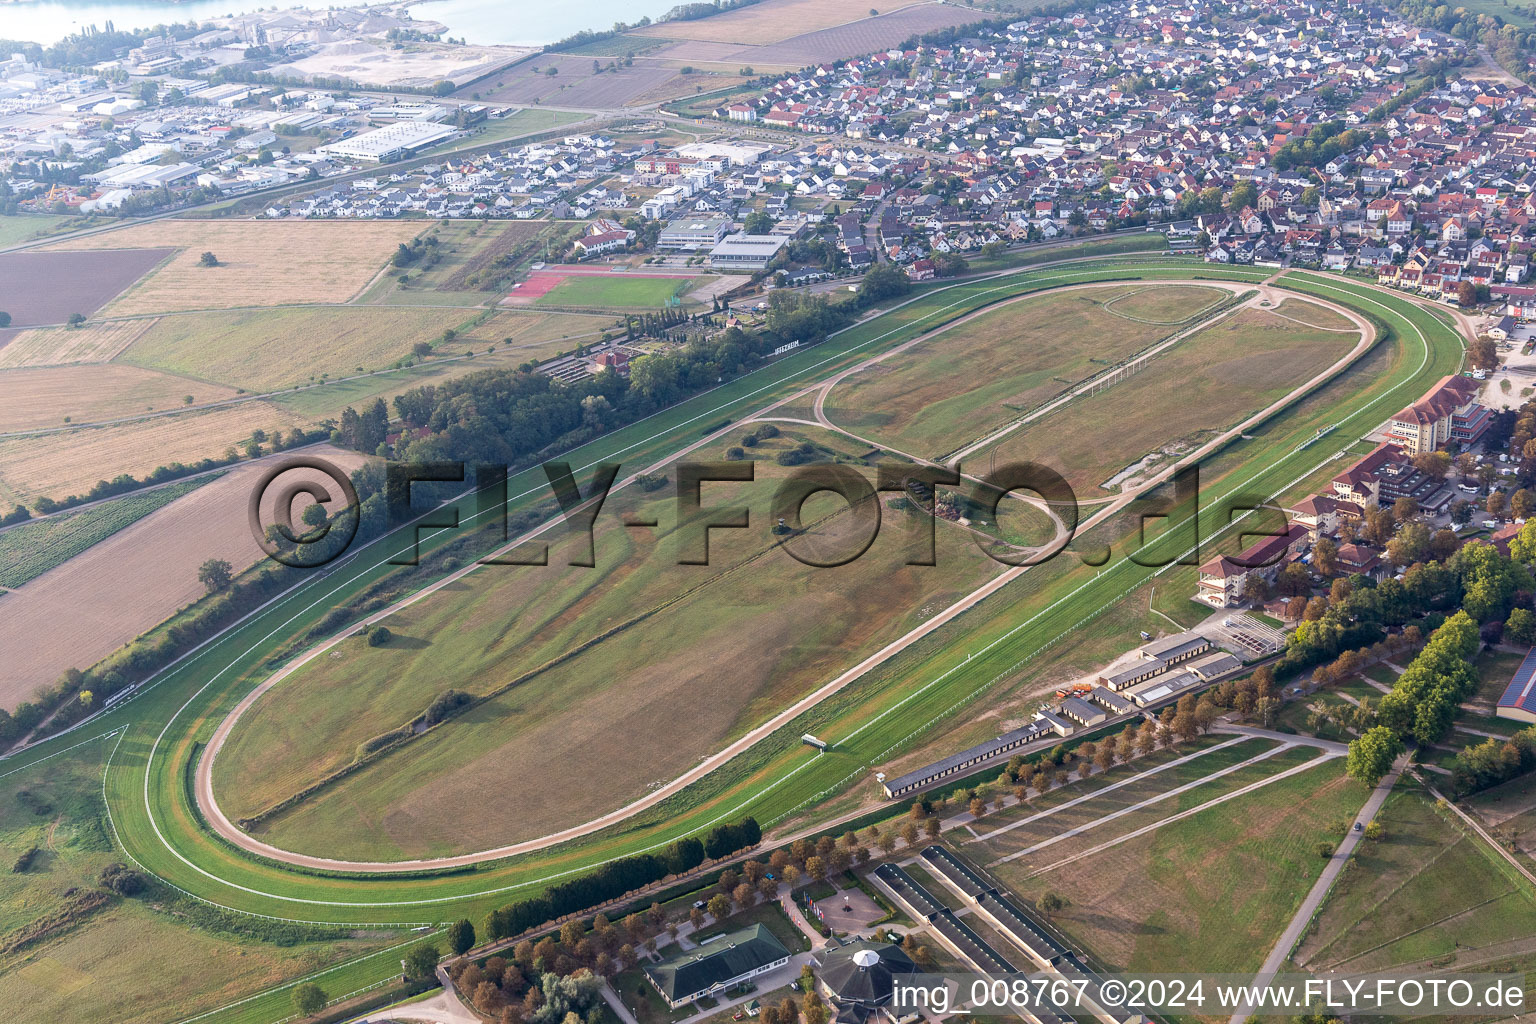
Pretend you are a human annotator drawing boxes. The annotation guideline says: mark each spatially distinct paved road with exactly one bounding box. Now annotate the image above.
[1227,757,1406,1024]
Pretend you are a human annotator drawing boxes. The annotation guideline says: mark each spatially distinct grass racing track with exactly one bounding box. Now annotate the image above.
[0,256,1464,1022]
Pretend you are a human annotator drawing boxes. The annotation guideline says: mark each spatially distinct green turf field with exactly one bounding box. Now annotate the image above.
[534,274,703,309]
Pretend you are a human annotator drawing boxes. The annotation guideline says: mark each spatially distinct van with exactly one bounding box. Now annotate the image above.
[1485,520,1500,529]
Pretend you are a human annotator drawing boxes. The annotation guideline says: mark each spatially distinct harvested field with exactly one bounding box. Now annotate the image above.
[0,364,239,433]
[0,401,315,505]
[465,55,679,106]
[980,302,1359,493]
[634,0,951,44]
[823,285,1228,460]
[0,475,214,589]
[464,309,617,352]
[0,249,173,327]
[43,220,425,314]
[707,1,987,65]
[210,428,1008,860]
[0,318,158,368]
[119,305,475,392]
[0,446,370,707]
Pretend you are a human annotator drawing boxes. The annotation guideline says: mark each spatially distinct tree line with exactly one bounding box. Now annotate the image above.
[484,819,760,942]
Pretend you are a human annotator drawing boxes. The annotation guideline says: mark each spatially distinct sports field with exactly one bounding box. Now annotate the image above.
[822,283,1229,459]
[118,305,476,392]
[43,220,425,314]
[212,425,1010,860]
[979,301,1361,493]
[0,253,1469,1024]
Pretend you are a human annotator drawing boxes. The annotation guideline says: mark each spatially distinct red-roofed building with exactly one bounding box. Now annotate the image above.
[1384,374,1490,454]
[1196,524,1310,607]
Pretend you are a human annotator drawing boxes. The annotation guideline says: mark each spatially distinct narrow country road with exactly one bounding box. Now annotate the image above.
[1227,757,1406,1024]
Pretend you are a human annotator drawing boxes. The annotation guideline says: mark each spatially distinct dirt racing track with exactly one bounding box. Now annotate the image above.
[186,270,1379,873]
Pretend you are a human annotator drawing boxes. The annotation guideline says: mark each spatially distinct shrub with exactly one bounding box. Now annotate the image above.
[368,626,393,647]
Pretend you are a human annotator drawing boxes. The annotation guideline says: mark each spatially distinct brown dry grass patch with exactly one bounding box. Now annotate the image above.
[0,319,158,368]
[0,365,239,433]
[0,447,370,707]
[0,401,313,504]
[44,220,425,314]
[635,0,908,43]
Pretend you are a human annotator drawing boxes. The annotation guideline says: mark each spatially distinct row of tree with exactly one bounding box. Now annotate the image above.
[484,819,759,942]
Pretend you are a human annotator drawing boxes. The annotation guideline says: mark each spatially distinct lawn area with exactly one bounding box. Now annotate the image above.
[118,305,477,391]
[0,213,77,248]
[691,900,810,953]
[1294,785,1536,973]
[534,273,704,310]
[0,735,387,1024]
[982,302,1360,494]
[1472,647,1527,705]
[990,758,1365,974]
[210,424,1010,861]
[1270,695,1355,743]
[973,740,1306,866]
[0,476,215,589]
[822,284,1229,460]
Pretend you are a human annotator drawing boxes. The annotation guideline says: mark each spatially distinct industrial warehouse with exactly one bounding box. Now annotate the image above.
[880,632,1244,798]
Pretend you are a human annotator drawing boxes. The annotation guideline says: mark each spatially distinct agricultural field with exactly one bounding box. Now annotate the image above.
[691,1,987,66]
[463,54,699,108]
[117,305,477,392]
[634,0,919,43]
[986,755,1366,973]
[0,249,173,327]
[0,476,215,589]
[1295,786,1536,981]
[821,283,1230,460]
[0,447,369,708]
[0,736,386,1024]
[0,213,77,248]
[0,364,239,433]
[0,319,159,369]
[0,400,313,506]
[979,302,1361,493]
[42,220,425,315]
[209,425,1011,861]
